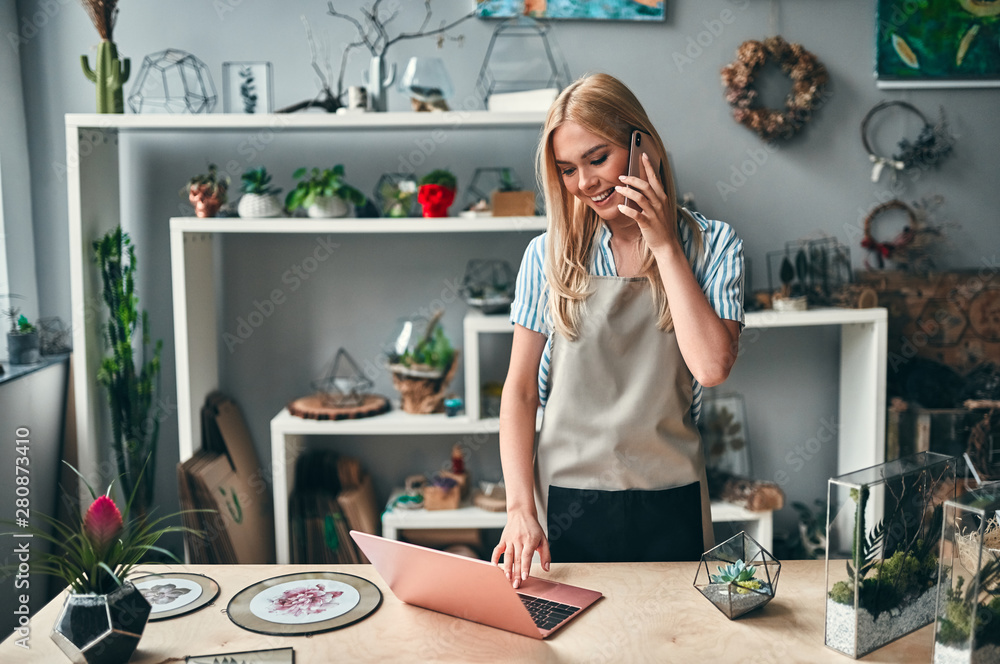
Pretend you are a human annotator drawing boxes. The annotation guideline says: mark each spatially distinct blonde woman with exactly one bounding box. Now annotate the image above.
[491,73,744,587]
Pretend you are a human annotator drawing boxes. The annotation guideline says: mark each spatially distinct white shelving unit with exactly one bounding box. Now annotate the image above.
[64,111,545,489]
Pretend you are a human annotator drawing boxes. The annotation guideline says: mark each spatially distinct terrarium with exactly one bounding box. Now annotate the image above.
[694,530,780,619]
[825,451,958,658]
[461,259,515,314]
[766,237,851,311]
[127,48,217,114]
[934,483,1000,664]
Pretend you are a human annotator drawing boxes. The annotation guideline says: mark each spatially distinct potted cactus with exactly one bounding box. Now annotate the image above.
[79,0,129,114]
[285,166,366,218]
[238,166,283,218]
[184,164,229,218]
[417,169,457,218]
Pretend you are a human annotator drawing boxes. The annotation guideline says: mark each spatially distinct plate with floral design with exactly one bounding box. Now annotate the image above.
[132,573,220,621]
[227,572,382,635]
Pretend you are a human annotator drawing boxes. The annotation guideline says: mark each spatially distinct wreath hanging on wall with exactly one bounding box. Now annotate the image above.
[721,36,830,142]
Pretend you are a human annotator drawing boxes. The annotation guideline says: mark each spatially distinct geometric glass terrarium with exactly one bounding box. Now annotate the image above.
[311,348,373,407]
[127,48,217,114]
[766,236,852,309]
[825,451,958,658]
[934,483,1000,664]
[694,530,781,620]
[461,259,515,314]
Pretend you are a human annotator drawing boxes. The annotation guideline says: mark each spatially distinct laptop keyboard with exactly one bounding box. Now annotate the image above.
[517,593,582,631]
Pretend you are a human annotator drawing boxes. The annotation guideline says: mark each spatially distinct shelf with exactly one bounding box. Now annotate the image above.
[271,408,502,436]
[745,307,886,329]
[170,216,547,234]
[66,110,547,132]
[464,309,515,333]
[381,493,774,549]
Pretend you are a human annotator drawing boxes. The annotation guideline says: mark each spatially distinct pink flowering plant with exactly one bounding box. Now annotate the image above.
[6,462,203,595]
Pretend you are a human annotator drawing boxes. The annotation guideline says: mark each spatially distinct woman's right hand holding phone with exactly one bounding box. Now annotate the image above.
[492,509,551,588]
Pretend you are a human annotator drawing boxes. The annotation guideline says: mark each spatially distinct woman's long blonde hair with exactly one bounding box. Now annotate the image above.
[538,72,700,340]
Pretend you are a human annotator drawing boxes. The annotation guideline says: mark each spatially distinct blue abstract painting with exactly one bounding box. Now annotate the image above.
[477,0,666,22]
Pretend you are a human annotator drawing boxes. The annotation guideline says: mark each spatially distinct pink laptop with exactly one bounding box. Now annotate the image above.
[350,531,602,639]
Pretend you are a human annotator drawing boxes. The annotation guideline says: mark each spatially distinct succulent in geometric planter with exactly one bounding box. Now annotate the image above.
[461,259,515,314]
[694,530,780,619]
[237,166,283,218]
[184,164,229,218]
[285,165,366,219]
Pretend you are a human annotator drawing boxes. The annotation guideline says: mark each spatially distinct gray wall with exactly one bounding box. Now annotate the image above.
[13,0,1000,551]
[1,0,38,338]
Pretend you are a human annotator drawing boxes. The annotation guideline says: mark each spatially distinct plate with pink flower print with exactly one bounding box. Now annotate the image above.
[132,573,220,621]
[227,572,382,635]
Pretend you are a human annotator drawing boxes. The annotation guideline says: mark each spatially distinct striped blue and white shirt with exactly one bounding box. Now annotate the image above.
[510,210,745,423]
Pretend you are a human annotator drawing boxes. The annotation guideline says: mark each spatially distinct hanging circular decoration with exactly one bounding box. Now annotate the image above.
[861,100,955,184]
[720,36,829,142]
[132,572,220,621]
[226,571,381,635]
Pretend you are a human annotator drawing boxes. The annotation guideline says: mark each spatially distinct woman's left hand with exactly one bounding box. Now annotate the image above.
[616,153,680,254]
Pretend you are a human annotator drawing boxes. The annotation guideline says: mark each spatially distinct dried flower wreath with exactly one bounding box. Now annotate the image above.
[861,100,955,184]
[721,36,829,142]
[861,196,951,271]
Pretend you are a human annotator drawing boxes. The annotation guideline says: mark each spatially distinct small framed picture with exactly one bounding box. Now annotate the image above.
[222,61,273,113]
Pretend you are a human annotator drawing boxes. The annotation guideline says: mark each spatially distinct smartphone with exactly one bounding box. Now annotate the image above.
[624,130,661,211]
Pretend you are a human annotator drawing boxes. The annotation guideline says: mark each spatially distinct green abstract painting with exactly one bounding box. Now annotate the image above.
[876,0,1000,87]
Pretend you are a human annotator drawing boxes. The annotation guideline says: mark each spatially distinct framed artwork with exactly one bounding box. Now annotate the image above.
[186,647,294,664]
[222,61,274,113]
[698,393,751,477]
[132,572,220,621]
[226,572,381,636]
[876,0,1000,88]
[477,0,665,21]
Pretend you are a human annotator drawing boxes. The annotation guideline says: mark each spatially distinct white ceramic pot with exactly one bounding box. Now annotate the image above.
[307,195,352,218]
[237,193,283,218]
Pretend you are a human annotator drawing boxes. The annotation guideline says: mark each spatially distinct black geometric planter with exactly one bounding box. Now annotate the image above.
[50,582,152,664]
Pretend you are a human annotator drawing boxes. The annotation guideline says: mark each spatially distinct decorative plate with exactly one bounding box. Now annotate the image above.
[226,572,381,635]
[132,573,220,621]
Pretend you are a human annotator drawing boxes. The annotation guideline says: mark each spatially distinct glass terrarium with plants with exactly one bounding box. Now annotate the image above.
[934,483,1000,664]
[385,311,459,414]
[461,259,515,314]
[694,530,781,619]
[825,451,958,658]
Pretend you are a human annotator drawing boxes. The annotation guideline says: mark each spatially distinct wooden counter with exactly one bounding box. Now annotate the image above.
[1,560,932,663]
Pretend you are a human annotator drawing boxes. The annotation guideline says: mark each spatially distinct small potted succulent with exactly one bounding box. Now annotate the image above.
[490,168,536,217]
[417,169,457,218]
[285,165,366,218]
[237,166,283,218]
[2,463,202,664]
[184,164,229,218]
[3,298,40,365]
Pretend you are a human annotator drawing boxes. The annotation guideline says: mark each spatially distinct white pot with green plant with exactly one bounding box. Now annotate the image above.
[285,165,366,218]
[238,166,284,218]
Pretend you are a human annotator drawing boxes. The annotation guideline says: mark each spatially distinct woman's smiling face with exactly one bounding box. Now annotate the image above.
[551,121,630,222]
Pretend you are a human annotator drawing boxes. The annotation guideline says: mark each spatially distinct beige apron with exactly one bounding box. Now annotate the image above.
[534,276,714,562]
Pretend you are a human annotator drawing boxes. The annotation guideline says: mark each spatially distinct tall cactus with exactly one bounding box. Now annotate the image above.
[82,40,130,114]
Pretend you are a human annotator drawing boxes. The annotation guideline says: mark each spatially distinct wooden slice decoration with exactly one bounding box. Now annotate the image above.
[287,393,391,421]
